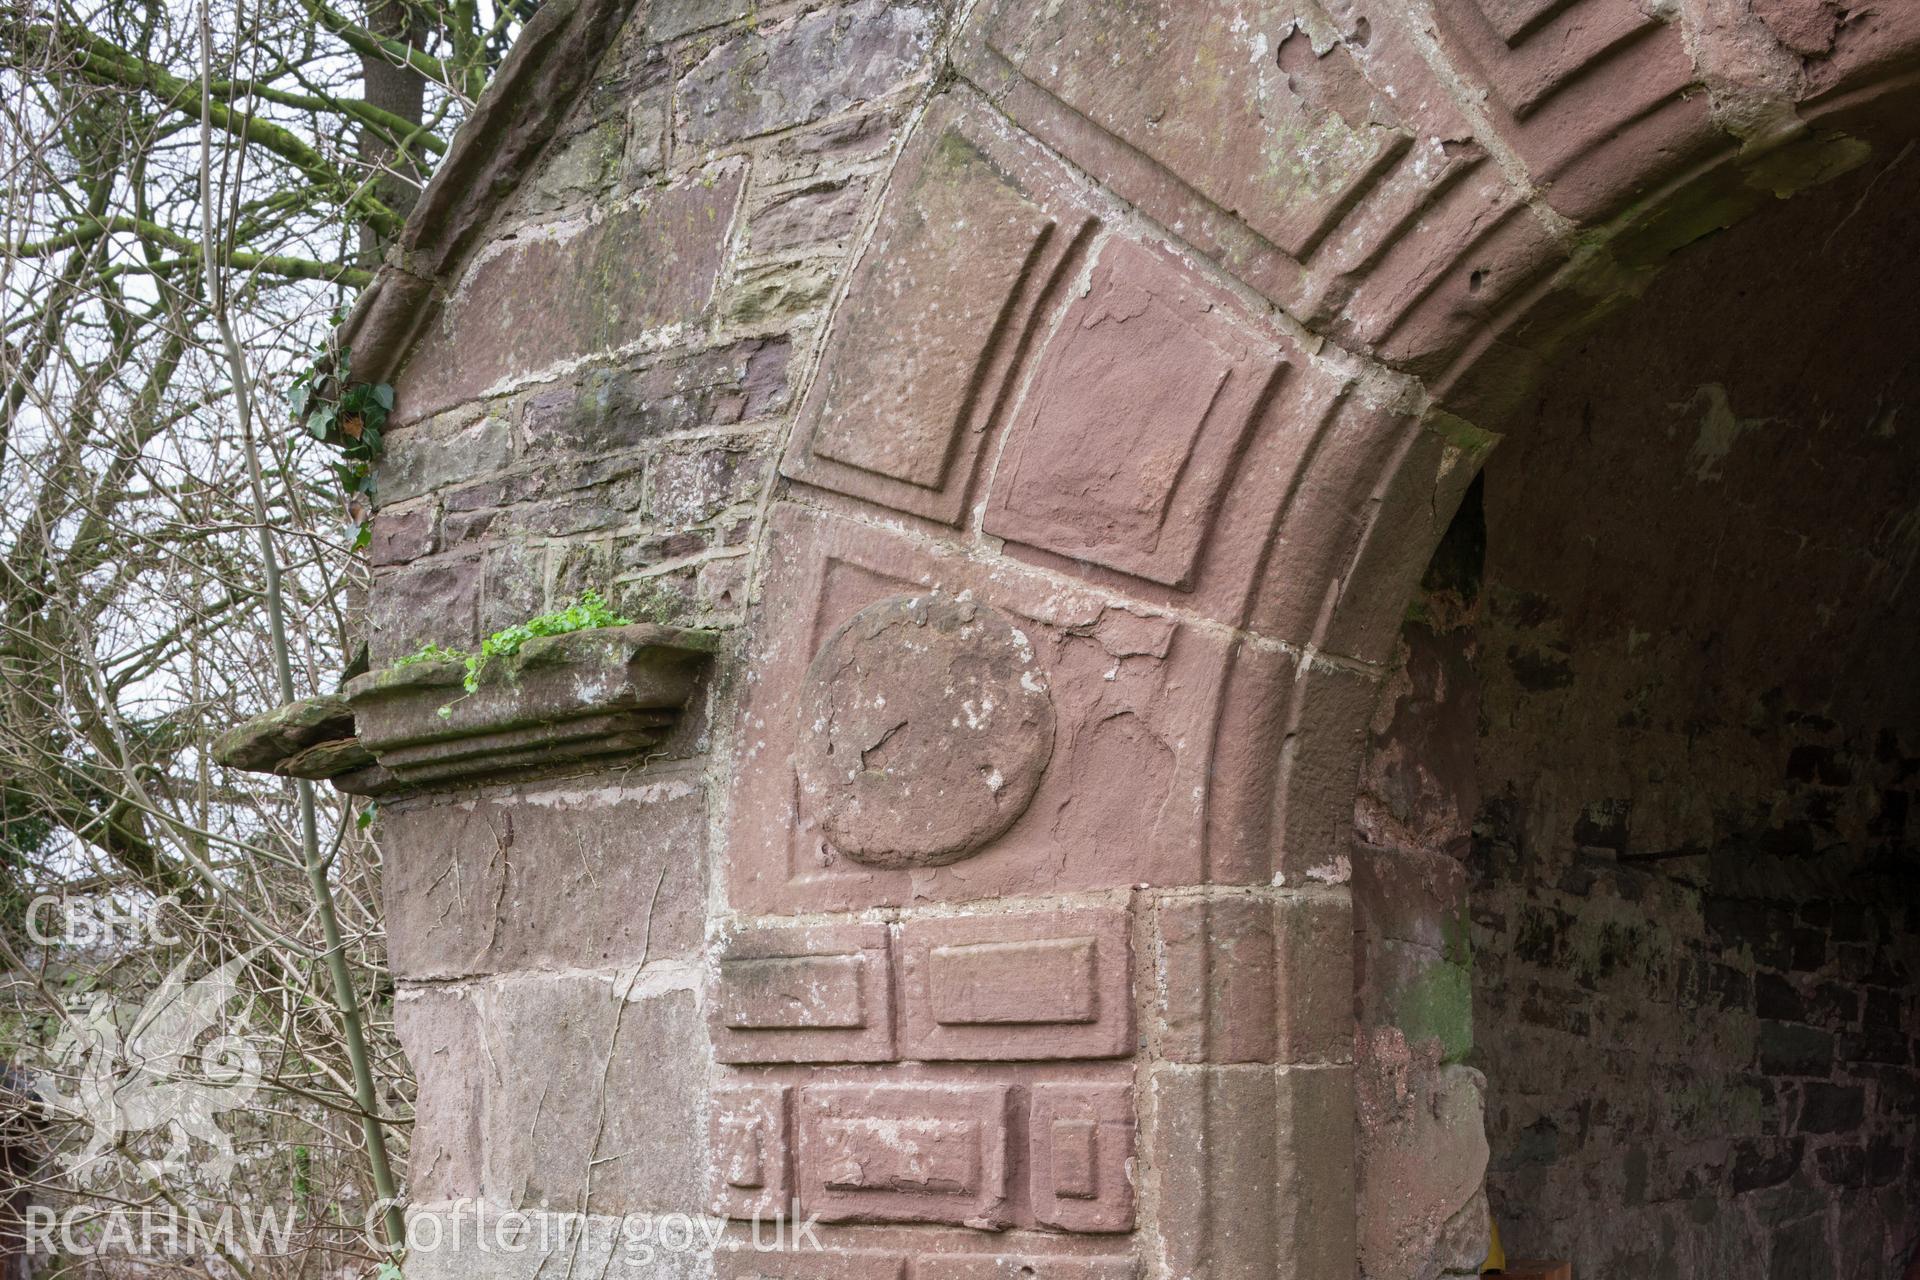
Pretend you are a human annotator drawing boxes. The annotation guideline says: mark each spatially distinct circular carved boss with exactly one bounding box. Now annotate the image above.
[794,594,1055,869]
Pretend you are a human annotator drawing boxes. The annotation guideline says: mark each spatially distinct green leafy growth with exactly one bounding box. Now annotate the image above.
[391,642,467,669]
[287,344,395,549]
[461,590,631,692]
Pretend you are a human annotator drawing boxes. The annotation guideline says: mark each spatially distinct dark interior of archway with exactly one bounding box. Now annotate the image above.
[1357,148,1920,1277]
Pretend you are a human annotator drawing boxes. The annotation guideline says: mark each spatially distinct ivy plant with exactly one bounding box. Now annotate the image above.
[288,344,394,549]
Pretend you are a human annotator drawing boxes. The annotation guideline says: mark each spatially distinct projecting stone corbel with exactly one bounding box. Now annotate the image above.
[213,624,718,796]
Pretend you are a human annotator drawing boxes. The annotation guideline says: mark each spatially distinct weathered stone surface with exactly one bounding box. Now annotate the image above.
[983,0,1410,261]
[710,923,895,1063]
[393,987,485,1203]
[1426,0,1718,222]
[796,1082,1011,1227]
[1752,0,1843,57]
[1356,1047,1488,1280]
[1145,1063,1356,1280]
[678,1,940,148]
[213,695,356,773]
[783,98,1095,524]
[370,505,440,566]
[748,177,869,255]
[377,409,513,505]
[348,623,716,787]
[1156,890,1354,1066]
[521,338,792,460]
[649,444,766,526]
[646,0,750,42]
[983,238,1288,591]
[370,556,483,664]
[483,974,705,1213]
[278,736,379,781]
[344,5,1920,1280]
[722,258,840,330]
[898,907,1132,1061]
[728,504,1229,913]
[794,594,1055,869]
[381,772,707,978]
[396,172,743,420]
[338,0,658,387]
[709,1083,790,1219]
[1027,1082,1134,1233]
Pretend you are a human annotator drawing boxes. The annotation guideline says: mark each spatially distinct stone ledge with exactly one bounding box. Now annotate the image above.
[216,623,718,796]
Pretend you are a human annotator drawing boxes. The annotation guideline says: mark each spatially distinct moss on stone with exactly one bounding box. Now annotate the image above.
[1394,957,1474,1065]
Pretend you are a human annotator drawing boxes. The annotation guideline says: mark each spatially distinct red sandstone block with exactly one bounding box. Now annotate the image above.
[982,237,1288,593]
[1028,1082,1135,1233]
[1145,1063,1355,1280]
[391,987,484,1203]
[782,96,1096,527]
[711,923,895,1063]
[710,1083,791,1220]
[899,908,1133,1061]
[713,1247,906,1279]
[1423,0,1723,224]
[382,777,709,980]
[978,0,1408,263]
[1157,891,1353,1065]
[797,1082,1012,1228]
[914,1256,1137,1279]
[724,504,1230,914]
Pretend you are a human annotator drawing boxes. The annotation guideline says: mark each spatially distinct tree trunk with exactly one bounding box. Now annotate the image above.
[357,0,426,262]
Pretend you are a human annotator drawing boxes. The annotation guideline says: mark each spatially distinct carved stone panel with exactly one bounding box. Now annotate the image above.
[797,1083,1013,1228]
[981,0,1407,263]
[724,505,1234,913]
[712,923,896,1063]
[899,907,1133,1061]
[710,1084,791,1219]
[1028,1082,1136,1233]
[793,595,1055,869]
[983,239,1287,590]
[783,96,1096,524]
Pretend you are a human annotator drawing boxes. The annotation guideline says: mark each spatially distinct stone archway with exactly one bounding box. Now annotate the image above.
[713,4,1920,1277]
[1354,143,1920,1277]
[322,2,1920,1278]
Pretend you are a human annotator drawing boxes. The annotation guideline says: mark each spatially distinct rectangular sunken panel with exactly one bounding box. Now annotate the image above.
[710,1084,790,1220]
[712,923,895,1063]
[721,954,867,1030]
[980,0,1406,262]
[931,936,1097,1026]
[783,96,1094,525]
[901,908,1133,1061]
[983,238,1287,591]
[1029,1082,1136,1233]
[797,1083,1012,1228]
